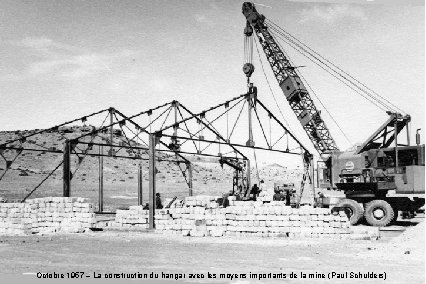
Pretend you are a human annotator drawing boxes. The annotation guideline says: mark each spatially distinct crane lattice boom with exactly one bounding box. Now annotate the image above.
[242,2,339,155]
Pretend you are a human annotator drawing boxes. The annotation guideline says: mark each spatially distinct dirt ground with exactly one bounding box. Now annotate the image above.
[0,221,424,284]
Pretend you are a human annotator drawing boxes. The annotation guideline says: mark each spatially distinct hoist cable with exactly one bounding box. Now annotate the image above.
[267,24,392,111]
[267,21,396,111]
[268,24,394,112]
[269,25,391,111]
[271,34,353,146]
[267,19,406,114]
[268,28,388,112]
[253,38,293,131]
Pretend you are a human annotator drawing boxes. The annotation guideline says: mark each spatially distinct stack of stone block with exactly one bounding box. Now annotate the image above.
[221,200,350,238]
[0,203,32,235]
[0,197,96,235]
[113,205,149,228]
[114,196,351,238]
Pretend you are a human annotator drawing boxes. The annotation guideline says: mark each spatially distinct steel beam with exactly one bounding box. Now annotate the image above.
[0,108,110,148]
[159,134,301,155]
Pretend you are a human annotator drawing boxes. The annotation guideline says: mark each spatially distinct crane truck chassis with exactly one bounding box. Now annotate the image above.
[318,142,425,226]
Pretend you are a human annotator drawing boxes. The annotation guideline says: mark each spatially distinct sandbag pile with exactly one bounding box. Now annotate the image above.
[0,197,96,235]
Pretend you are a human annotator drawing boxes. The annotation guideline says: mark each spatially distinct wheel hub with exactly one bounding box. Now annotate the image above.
[373,208,385,219]
[345,207,354,217]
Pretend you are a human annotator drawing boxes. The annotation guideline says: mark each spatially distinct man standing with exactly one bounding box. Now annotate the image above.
[273,188,285,201]
[156,193,163,209]
[250,184,260,201]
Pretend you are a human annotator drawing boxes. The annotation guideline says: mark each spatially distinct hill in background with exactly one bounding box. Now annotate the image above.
[0,127,303,211]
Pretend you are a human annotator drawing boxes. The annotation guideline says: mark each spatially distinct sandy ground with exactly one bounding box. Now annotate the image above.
[0,221,424,284]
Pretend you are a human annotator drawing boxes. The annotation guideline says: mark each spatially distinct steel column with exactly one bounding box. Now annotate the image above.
[173,101,178,137]
[98,145,104,212]
[188,163,193,196]
[109,108,114,156]
[148,134,156,229]
[63,140,71,197]
[406,121,410,146]
[246,159,251,197]
[394,119,398,173]
[246,96,255,147]
[310,157,315,203]
[138,163,143,206]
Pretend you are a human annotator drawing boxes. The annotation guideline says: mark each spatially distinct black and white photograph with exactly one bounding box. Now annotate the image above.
[0,0,424,283]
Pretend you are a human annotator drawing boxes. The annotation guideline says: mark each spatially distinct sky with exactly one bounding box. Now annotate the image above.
[0,0,424,165]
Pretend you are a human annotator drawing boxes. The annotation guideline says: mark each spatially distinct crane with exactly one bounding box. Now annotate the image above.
[242,2,339,156]
[241,2,424,226]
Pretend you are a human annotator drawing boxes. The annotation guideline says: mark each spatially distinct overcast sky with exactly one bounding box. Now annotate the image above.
[0,0,424,163]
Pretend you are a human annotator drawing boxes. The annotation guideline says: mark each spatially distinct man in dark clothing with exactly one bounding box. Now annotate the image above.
[156,193,163,209]
[284,188,291,206]
[251,184,260,201]
[273,188,285,201]
[222,190,233,208]
[249,83,258,97]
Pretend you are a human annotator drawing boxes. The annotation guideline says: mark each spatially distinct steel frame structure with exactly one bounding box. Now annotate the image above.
[0,89,313,229]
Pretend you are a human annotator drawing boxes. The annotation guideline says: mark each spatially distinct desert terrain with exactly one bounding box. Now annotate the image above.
[0,128,424,284]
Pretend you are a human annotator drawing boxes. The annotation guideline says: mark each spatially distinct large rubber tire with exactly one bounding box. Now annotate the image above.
[390,206,399,225]
[335,199,364,225]
[364,200,395,227]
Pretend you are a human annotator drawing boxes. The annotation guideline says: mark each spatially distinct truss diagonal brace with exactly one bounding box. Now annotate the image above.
[177,104,248,160]
[255,98,310,155]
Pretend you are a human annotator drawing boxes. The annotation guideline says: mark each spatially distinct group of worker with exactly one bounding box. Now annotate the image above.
[221,180,295,207]
[142,192,164,210]
[273,187,291,206]
[145,180,294,210]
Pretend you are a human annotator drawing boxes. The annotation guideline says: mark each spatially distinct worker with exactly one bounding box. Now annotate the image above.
[362,169,372,183]
[156,193,163,209]
[238,185,243,195]
[375,168,387,181]
[284,188,291,206]
[273,188,285,201]
[250,183,260,201]
[222,190,233,208]
[248,83,258,98]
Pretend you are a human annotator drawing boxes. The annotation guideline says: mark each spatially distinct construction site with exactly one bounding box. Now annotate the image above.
[0,1,424,283]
